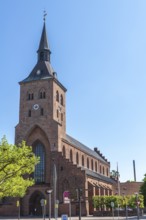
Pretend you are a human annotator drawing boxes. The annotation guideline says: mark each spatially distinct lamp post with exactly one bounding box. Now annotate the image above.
[53,163,57,220]
[46,190,53,220]
[125,199,128,220]
[122,193,128,220]
[76,188,82,220]
[135,193,140,220]
[16,199,20,220]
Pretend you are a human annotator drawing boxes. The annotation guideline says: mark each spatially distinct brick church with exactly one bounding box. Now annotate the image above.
[0,20,115,216]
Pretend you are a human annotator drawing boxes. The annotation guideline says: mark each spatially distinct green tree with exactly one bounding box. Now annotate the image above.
[0,136,39,198]
[110,170,120,180]
[93,195,144,209]
[140,174,146,206]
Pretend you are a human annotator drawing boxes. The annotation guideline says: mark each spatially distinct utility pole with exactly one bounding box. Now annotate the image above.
[53,163,57,220]
[77,188,82,220]
[135,193,140,220]
[46,189,52,220]
[16,200,20,220]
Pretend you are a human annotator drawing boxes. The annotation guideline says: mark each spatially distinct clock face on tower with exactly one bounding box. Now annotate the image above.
[33,104,39,110]
[36,69,41,75]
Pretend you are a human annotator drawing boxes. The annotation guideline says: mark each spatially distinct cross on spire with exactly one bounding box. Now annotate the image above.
[37,12,51,62]
[43,10,47,22]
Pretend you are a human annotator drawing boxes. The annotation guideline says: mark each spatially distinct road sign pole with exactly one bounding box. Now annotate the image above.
[69,202,71,220]
[111,201,114,220]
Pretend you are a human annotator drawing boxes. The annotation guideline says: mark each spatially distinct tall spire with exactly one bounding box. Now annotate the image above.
[37,12,51,62]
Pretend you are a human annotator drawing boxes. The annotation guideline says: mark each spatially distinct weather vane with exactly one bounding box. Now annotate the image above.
[43,10,47,21]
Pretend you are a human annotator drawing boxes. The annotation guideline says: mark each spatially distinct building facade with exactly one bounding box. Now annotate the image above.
[0,21,115,216]
[113,181,142,196]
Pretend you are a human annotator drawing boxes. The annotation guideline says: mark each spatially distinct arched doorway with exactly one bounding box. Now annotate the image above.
[29,191,45,216]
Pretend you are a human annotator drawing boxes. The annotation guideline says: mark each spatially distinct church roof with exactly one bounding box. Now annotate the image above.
[37,22,50,52]
[20,61,53,83]
[65,134,109,164]
[19,61,67,91]
[84,168,115,184]
[19,21,67,92]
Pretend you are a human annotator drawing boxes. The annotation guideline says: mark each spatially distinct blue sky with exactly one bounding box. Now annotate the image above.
[1,0,146,182]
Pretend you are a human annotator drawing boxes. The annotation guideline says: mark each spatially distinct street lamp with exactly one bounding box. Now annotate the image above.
[135,192,140,220]
[122,193,128,220]
[76,188,82,220]
[46,189,53,220]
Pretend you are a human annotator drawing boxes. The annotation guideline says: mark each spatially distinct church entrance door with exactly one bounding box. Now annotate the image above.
[29,191,45,216]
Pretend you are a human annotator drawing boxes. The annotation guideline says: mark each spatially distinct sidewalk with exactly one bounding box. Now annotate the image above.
[0,216,146,220]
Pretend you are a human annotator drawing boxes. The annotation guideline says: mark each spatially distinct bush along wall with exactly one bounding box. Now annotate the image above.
[92,195,144,216]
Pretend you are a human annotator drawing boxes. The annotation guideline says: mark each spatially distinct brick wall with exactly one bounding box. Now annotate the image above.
[113,181,142,195]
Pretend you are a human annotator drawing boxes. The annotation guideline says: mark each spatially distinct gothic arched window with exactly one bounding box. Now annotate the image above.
[76,152,79,165]
[100,165,102,173]
[70,149,73,162]
[95,161,98,172]
[62,146,66,157]
[34,142,45,183]
[61,113,63,121]
[57,109,59,118]
[27,91,34,100]
[28,109,31,117]
[91,159,94,170]
[39,88,46,99]
[56,91,59,102]
[106,167,109,176]
[82,155,84,166]
[87,158,89,169]
[40,108,44,116]
[60,94,63,106]
[103,166,105,175]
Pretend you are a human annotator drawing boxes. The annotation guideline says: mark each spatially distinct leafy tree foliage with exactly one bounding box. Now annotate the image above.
[0,136,39,198]
[110,170,120,180]
[93,195,144,209]
[140,174,146,206]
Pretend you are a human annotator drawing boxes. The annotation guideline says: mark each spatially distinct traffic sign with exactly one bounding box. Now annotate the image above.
[61,214,68,220]
[16,200,20,207]
[40,199,45,206]
[111,202,114,208]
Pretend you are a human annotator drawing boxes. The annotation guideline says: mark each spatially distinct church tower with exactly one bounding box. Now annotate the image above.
[15,19,67,215]
[15,20,67,151]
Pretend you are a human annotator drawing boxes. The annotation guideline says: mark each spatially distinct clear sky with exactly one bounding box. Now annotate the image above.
[1,0,146,182]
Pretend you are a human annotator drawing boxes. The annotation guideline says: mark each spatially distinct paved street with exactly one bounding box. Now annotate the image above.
[0,216,146,220]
